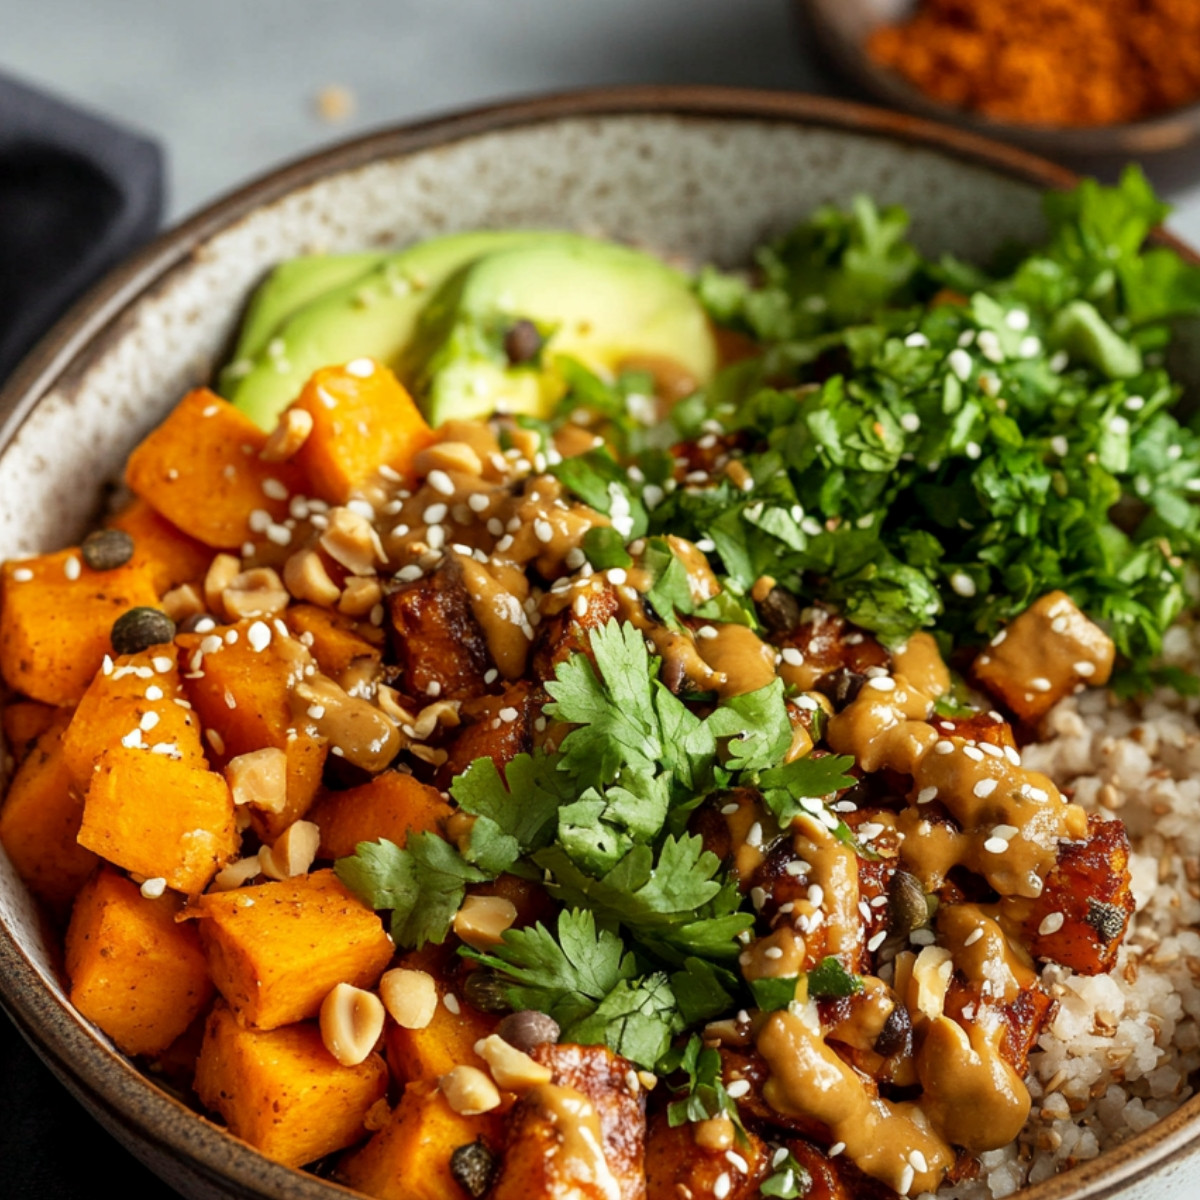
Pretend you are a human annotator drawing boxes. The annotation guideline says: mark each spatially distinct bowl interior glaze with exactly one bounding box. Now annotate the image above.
[0,87,1196,1200]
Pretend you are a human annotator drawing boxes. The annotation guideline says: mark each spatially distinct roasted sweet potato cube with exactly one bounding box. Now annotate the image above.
[436,682,539,787]
[384,945,496,1084]
[0,550,160,706]
[193,869,393,1030]
[490,1042,646,1200]
[1010,814,1135,974]
[77,745,238,895]
[285,603,384,682]
[291,361,435,505]
[531,581,619,681]
[0,710,97,912]
[108,497,214,595]
[65,867,213,1056]
[310,770,451,860]
[2,700,60,765]
[645,1109,768,1200]
[340,1079,504,1200]
[177,619,298,755]
[973,590,1115,723]
[195,1000,387,1167]
[124,389,306,550]
[387,558,491,701]
[62,646,205,793]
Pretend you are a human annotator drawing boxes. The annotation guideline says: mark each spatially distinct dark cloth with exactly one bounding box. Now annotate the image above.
[0,72,173,1197]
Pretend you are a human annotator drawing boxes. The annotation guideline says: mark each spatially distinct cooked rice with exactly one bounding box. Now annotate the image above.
[938,616,1200,1198]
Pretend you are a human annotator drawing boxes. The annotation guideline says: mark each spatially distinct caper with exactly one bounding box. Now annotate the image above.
[449,1139,497,1199]
[111,607,176,656]
[80,528,135,572]
[503,319,543,365]
[887,869,930,938]
[874,1002,912,1059]
[462,968,512,1015]
[496,1009,560,1053]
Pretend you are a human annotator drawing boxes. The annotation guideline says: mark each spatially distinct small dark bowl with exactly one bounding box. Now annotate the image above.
[801,0,1200,182]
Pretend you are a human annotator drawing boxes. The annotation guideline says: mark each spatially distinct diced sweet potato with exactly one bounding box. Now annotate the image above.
[192,869,393,1030]
[340,1079,504,1200]
[2,700,59,765]
[285,603,384,682]
[77,745,238,895]
[387,558,492,702]
[384,945,496,1085]
[1010,814,1136,974]
[61,646,205,793]
[645,1109,767,1200]
[0,550,160,706]
[490,1042,646,1200]
[108,497,214,594]
[291,361,435,505]
[531,582,619,681]
[177,618,298,755]
[0,710,97,912]
[310,771,451,861]
[436,682,538,787]
[65,867,213,1056]
[195,1000,387,1168]
[124,389,306,550]
[973,590,1115,723]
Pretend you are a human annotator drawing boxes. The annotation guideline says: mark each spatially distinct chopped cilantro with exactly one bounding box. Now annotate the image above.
[660,1035,747,1137]
[755,754,857,827]
[806,956,864,999]
[761,1151,813,1199]
[748,974,799,1012]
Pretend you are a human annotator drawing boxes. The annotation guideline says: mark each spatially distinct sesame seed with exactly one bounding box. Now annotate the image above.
[720,803,740,815]
[1125,395,1146,411]
[866,676,895,692]
[1075,661,1096,677]
[909,1150,928,1173]
[1030,677,1052,692]
[1038,912,1065,936]
[714,1173,731,1200]
[829,1142,846,1157]
[11,567,33,582]
[152,655,173,674]
[1019,335,1041,358]
[934,740,955,755]
[426,525,446,551]
[345,358,375,377]
[206,729,226,755]
[423,503,447,524]
[726,1152,749,1175]
[121,729,144,749]
[966,441,982,459]
[499,707,519,723]
[484,669,499,685]
[1005,309,1030,332]
[962,745,984,762]
[606,567,628,585]
[950,571,976,597]
[139,711,160,732]
[963,927,984,947]
[140,877,167,899]
[726,1079,750,1099]
[763,946,784,960]
[745,822,763,849]
[904,332,930,348]
[868,929,887,951]
[696,625,719,640]
[1004,745,1021,766]
[984,837,1008,854]
[200,635,222,655]
[784,860,804,877]
[62,555,82,581]
[973,778,997,798]
[750,886,767,911]
[427,469,455,496]
[247,621,272,653]
[917,786,938,804]
[977,330,1003,363]
[1110,415,1130,436]
[980,743,1003,759]
[900,412,921,433]
[262,478,289,501]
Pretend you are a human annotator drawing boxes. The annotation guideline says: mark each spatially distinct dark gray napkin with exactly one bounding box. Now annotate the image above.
[0,72,174,1198]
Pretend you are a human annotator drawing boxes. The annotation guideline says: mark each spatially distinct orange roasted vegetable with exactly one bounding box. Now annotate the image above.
[383,945,496,1085]
[645,1109,768,1200]
[195,1000,387,1167]
[61,645,205,794]
[340,1079,505,1200]
[1,699,59,765]
[108,497,214,595]
[291,360,435,505]
[0,550,159,706]
[285,603,384,682]
[77,745,238,895]
[310,770,452,861]
[124,389,306,550]
[192,869,394,1031]
[0,710,97,912]
[65,867,213,1056]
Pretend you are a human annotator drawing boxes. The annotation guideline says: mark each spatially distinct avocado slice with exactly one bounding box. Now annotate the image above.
[403,234,718,427]
[224,252,389,372]
[222,230,557,429]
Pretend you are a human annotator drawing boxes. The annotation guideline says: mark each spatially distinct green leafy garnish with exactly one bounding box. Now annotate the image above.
[660,1035,747,1137]
[806,956,864,999]
[761,1151,813,1199]
[749,975,800,1012]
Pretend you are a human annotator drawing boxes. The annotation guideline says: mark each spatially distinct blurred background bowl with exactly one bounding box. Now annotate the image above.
[800,0,1200,186]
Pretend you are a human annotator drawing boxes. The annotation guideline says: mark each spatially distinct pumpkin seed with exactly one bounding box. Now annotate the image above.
[111,607,176,656]
[81,528,134,571]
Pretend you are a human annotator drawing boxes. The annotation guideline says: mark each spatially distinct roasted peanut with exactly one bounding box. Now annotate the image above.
[320,982,385,1067]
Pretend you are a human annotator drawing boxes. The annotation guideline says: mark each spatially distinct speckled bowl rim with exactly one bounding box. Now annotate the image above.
[0,86,1198,1200]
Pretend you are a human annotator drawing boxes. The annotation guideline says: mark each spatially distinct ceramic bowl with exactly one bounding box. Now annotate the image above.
[0,86,1198,1200]
[800,0,1200,173]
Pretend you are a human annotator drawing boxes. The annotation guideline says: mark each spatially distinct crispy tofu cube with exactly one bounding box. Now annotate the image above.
[0,550,160,706]
[974,591,1114,723]
[310,771,452,861]
[490,1042,646,1200]
[0,711,98,912]
[77,745,238,895]
[340,1079,504,1200]
[193,869,393,1030]
[194,1000,387,1167]
[65,867,213,1056]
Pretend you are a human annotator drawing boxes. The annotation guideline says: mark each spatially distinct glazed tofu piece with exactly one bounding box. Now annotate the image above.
[973,591,1114,723]
[387,558,493,702]
[436,681,540,787]
[644,1110,768,1200]
[490,1042,646,1200]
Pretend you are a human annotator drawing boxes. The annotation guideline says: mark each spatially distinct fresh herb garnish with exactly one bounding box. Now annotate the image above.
[660,1035,747,1137]
[761,1150,813,1199]
[806,956,865,999]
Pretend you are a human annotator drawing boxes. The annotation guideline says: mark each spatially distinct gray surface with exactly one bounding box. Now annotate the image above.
[2,0,1199,244]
